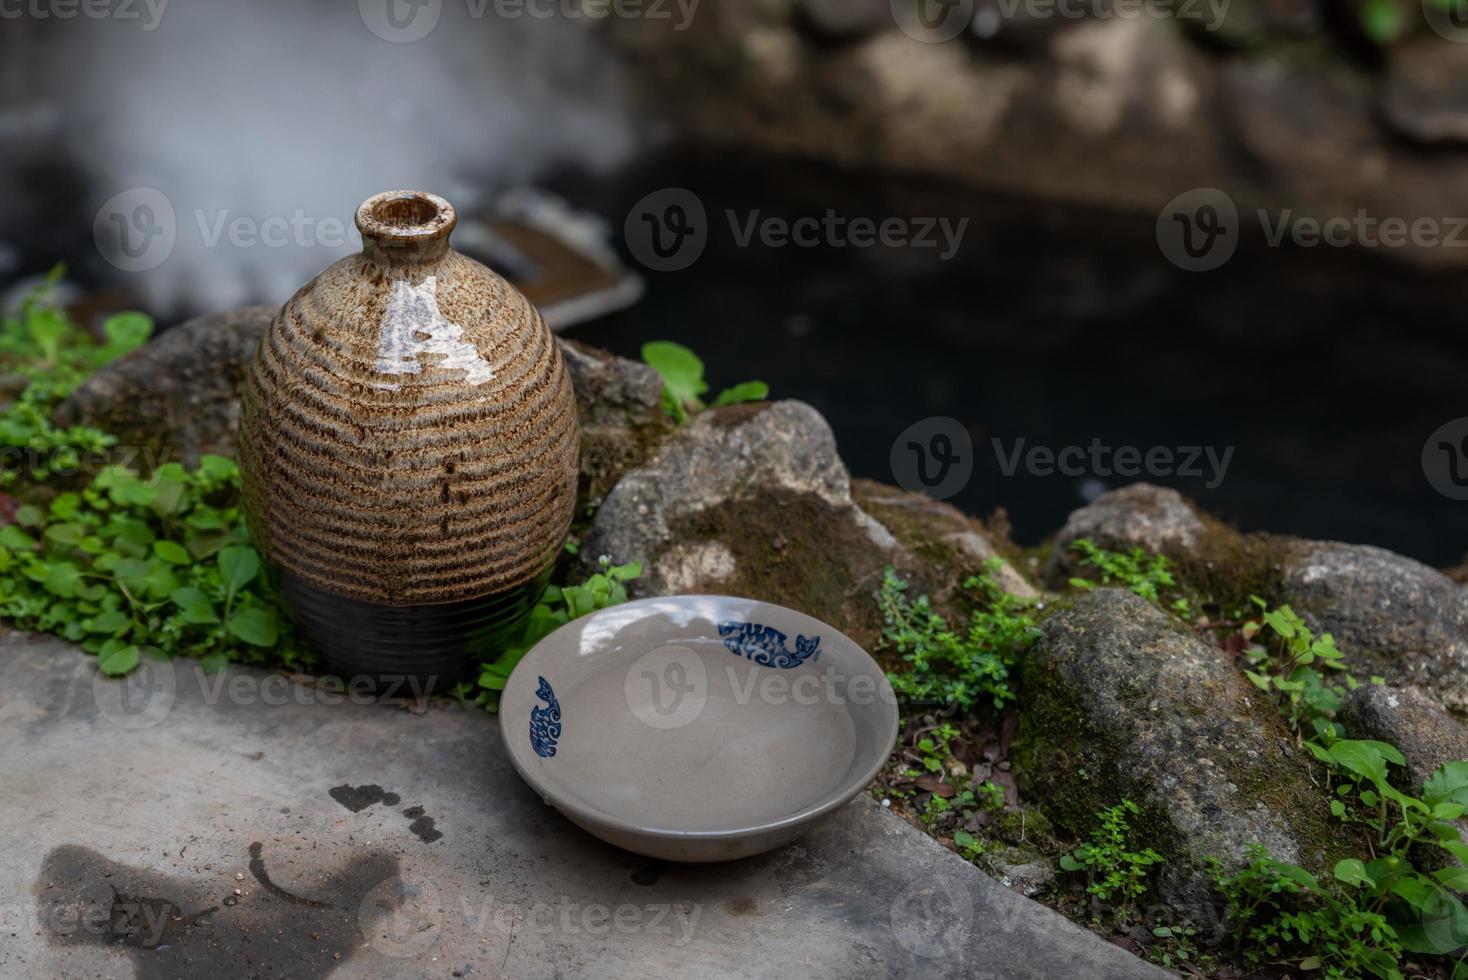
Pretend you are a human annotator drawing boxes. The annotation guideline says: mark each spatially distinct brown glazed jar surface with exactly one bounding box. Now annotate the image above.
[238,190,579,688]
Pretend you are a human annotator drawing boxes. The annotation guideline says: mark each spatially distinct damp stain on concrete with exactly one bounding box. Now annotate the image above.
[33,843,400,979]
[401,806,443,844]
[328,784,401,812]
[630,862,666,887]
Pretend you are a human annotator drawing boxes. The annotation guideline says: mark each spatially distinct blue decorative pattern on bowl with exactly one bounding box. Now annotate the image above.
[529,676,562,758]
[716,621,821,668]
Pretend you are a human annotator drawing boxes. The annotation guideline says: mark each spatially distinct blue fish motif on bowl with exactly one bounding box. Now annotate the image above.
[529,676,562,758]
[716,621,821,669]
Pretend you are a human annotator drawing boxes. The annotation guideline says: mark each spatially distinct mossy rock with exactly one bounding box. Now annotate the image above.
[1014,588,1355,924]
[582,402,1025,655]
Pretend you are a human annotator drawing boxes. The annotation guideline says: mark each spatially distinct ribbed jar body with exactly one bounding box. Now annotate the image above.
[238,191,579,693]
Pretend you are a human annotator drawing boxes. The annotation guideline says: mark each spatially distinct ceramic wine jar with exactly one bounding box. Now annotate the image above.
[239,190,580,693]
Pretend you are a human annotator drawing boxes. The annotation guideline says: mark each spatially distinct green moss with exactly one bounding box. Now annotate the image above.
[664,486,891,651]
[1169,517,1297,616]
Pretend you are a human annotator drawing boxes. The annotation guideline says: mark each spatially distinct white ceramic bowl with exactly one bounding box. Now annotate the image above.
[499,595,899,862]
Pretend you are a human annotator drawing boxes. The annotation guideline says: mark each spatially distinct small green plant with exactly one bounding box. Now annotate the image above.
[1213,754,1468,979]
[460,557,641,711]
[878,558,1040,711]
[1146,921,1200,972]
[0,451,310,674]
[1242,597,1353,741]
[1066,538,1184,610]
[1,265,154,486]
[1058,800,1164,907]
[0,276,311,675]
[1217,600,1468,976]
[640,340,768,423]
[912,721,961,774]
[952,828,985,860]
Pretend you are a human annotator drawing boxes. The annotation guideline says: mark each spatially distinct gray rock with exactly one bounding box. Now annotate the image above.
[797,0,892,39]
[853,480,1037,599]
[556,338,671,502]
[1379,37,1468,146]
[1281,542,1468,715]
[1044,483,1205,586]
[54,305,274,467]
[582,400,905,648]
[984,848,1057,898]
[1016,589,1338,924]
[1341,684,1468,792]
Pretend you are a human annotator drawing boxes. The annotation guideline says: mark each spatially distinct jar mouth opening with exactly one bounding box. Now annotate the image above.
[356,190,456,246]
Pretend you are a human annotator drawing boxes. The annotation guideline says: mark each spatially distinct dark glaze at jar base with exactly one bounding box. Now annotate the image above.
[278,567,553,697]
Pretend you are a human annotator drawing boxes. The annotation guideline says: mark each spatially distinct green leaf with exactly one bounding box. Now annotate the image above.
[1432,801,1466,821]
[25,307,66,361]
[1332,858,1373,888]
[100,311,153,356]
[217,545,261,599]
[1326,740,1393,788]
[1435,867,1468,893]
[88,610,132,635]
[196,454,236,481]
[0,525,37,550]
[1298,956,1322,970]
[43,562,81,598]
[97,644,141,676]
[225,607,279,647]
[153,540,192,565]
[1424,761,1468,808]
[200,650,229,674]
[712,380,769,407]
[641,341,707,415]
[1330,799,1346,819]
[1359,0,1407,44]
[170,587,220,625]
[1243,670,1272,692]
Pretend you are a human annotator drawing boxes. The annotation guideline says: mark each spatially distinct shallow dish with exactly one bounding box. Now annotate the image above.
[499,595,899,862]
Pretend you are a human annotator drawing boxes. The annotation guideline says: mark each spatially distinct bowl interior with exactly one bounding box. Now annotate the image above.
[500,596,897,837]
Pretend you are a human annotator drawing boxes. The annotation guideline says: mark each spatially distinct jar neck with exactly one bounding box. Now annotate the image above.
[355,190,456,267]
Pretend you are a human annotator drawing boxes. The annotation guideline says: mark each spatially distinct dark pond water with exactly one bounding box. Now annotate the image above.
[560,151,1468,568]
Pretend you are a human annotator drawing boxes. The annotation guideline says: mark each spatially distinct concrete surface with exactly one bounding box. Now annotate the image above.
[0,631,1168,979]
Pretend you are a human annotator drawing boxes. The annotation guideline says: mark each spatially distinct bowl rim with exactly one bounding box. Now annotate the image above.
[498,594,899,844]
